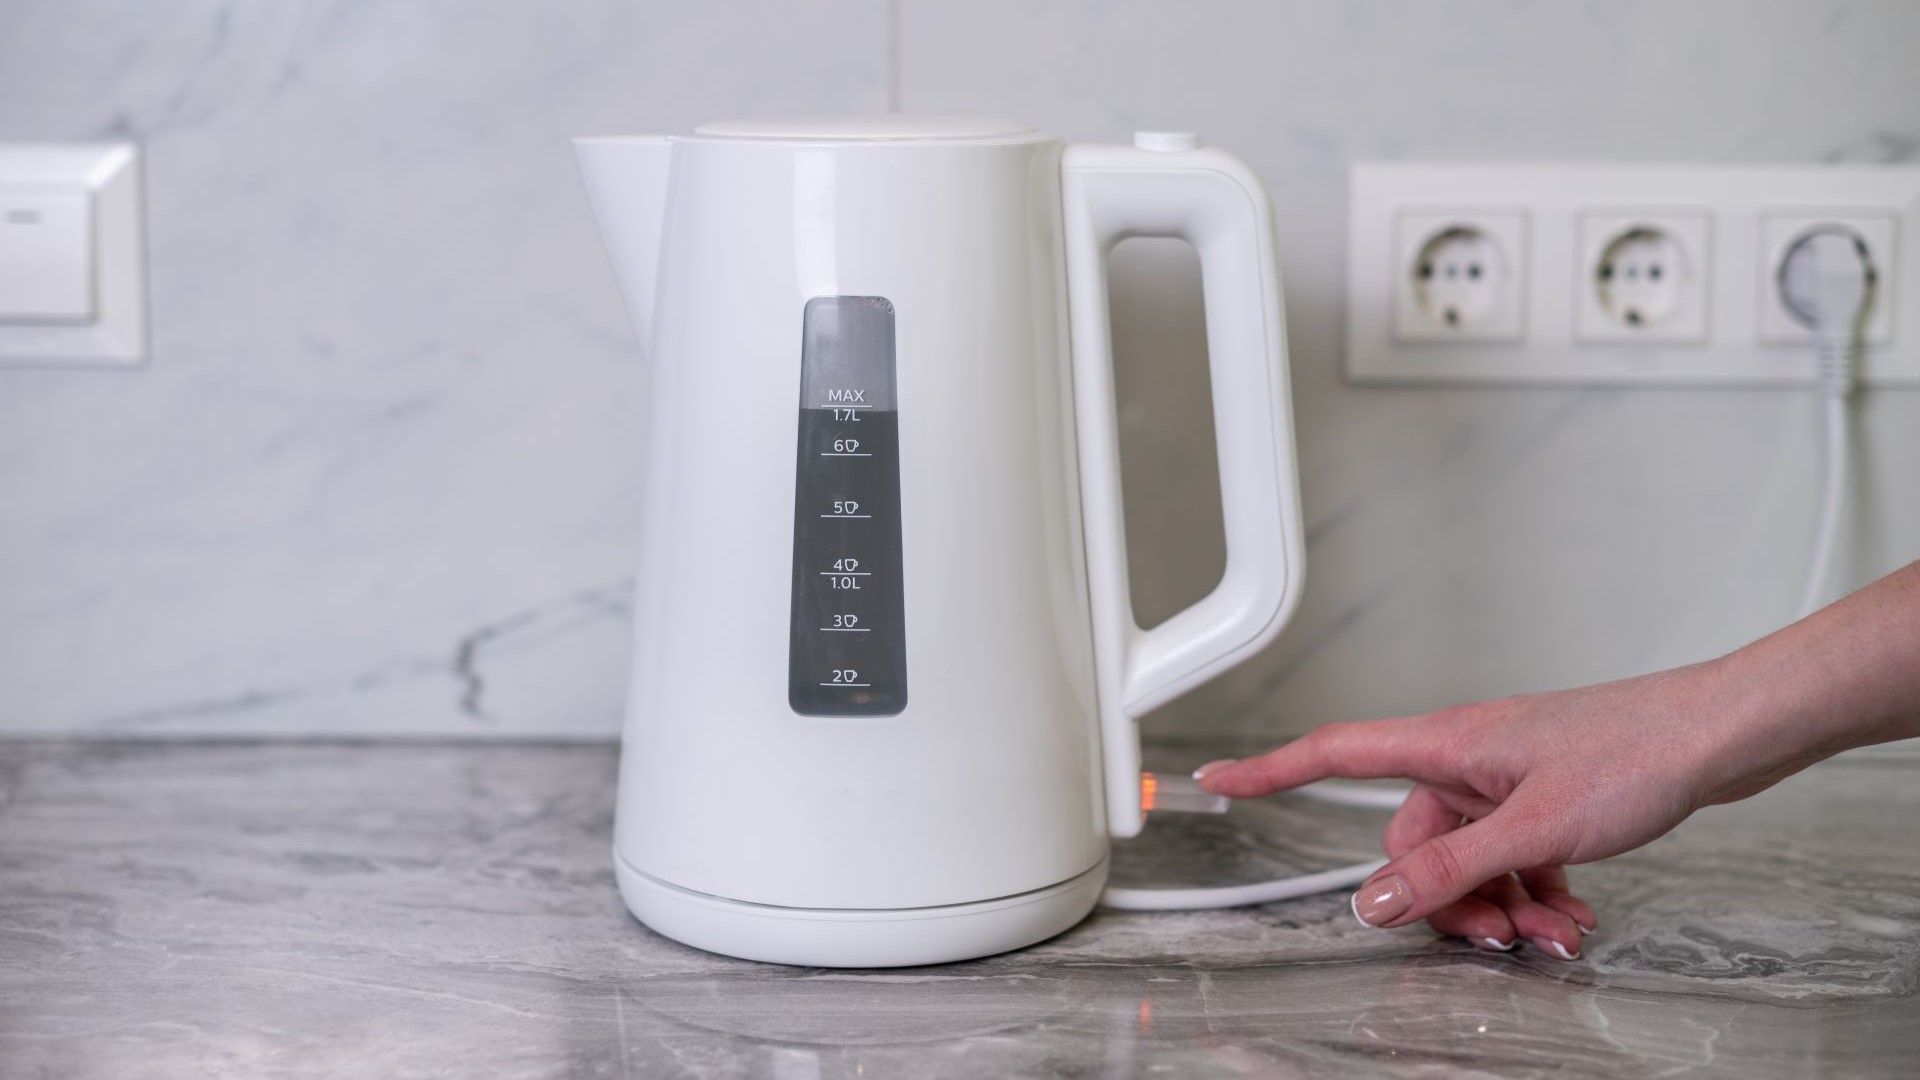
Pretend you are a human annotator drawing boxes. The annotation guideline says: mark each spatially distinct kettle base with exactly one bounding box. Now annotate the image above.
[614,853,1109,968]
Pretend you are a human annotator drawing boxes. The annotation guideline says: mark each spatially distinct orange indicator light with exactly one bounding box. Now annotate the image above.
[1136,771,1230,815]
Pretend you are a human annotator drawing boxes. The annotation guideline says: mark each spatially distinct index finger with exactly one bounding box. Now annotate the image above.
[1194,717,1448,798]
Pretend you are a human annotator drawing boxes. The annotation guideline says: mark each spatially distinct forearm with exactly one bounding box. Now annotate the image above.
[1716,560,1920,772]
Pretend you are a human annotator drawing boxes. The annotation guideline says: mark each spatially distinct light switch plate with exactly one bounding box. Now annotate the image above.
[0,143,146,366]
[1347,164,1920,386]
[0,186,95,322]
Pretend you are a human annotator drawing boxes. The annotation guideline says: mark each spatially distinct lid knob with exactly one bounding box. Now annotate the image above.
[1133,131,1202,152]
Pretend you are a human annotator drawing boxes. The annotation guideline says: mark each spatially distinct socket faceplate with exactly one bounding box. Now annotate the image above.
[1758,212,1896,346]
[1576,212,1710,344]
[1348,164,1920,385]
[1393,212,1527,342]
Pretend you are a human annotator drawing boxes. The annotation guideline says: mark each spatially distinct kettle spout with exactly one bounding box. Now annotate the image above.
[574,135,674,349]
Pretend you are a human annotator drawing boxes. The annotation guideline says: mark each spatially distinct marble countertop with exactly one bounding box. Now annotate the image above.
[2,738,1916,1079]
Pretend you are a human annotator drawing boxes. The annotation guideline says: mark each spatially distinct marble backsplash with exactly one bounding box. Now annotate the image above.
[2,1,1918,738]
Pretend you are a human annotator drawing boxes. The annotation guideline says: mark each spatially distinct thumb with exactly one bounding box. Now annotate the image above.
[1350,802,1563,929]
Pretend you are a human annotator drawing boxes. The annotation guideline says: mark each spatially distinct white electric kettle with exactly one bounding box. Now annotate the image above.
[576,116,1305,967]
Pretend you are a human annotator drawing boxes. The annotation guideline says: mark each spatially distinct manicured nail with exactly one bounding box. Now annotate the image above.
[1533,937,1580,961]
[1476,937,1516,952]
[1577,922,1596,937]
[1192,759,1236,781]
[1351,874,1411,927]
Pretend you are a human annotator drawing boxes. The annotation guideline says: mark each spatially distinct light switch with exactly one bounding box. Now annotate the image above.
[0,143,144,366]
[0,186,94,323]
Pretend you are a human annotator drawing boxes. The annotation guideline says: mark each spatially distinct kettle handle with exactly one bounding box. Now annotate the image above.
[1062,138,1306,838]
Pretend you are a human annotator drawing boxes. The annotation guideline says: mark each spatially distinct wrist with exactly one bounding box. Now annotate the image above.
[1697,625,1860,786]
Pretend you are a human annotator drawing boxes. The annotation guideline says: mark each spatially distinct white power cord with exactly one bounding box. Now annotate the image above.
[1097,780,1409,911]
[1798,394,1851,620]
[1785,229,1874,620]
[1099,856,1388,911]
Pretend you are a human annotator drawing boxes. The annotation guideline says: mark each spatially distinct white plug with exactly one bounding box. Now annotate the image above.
[1783,228,1875,618]
[1779,227,1875,395]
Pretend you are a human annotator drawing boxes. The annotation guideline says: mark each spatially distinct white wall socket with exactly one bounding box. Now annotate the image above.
[1574,211,1710,344]
[1392,210,1527,342]
[1347,164,1920,385]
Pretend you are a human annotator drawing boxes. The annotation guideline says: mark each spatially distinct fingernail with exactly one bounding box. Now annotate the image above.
[1350,874,1411,927]
[1533,937,1580,961]
[1476,937,1515,952]
[1577,922,1596,937]
[1192,759,1236,782]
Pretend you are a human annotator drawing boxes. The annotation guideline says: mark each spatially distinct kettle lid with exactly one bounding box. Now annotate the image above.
[692,115,1038,142]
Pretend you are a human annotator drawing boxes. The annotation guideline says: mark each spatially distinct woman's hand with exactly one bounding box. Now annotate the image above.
[1192,660,1780,959]
[1192,562,1920,959]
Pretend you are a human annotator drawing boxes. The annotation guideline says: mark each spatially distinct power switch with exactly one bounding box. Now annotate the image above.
[0,186,95,324]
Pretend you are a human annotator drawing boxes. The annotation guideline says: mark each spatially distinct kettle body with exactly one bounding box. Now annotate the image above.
[577,116,1304,967]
